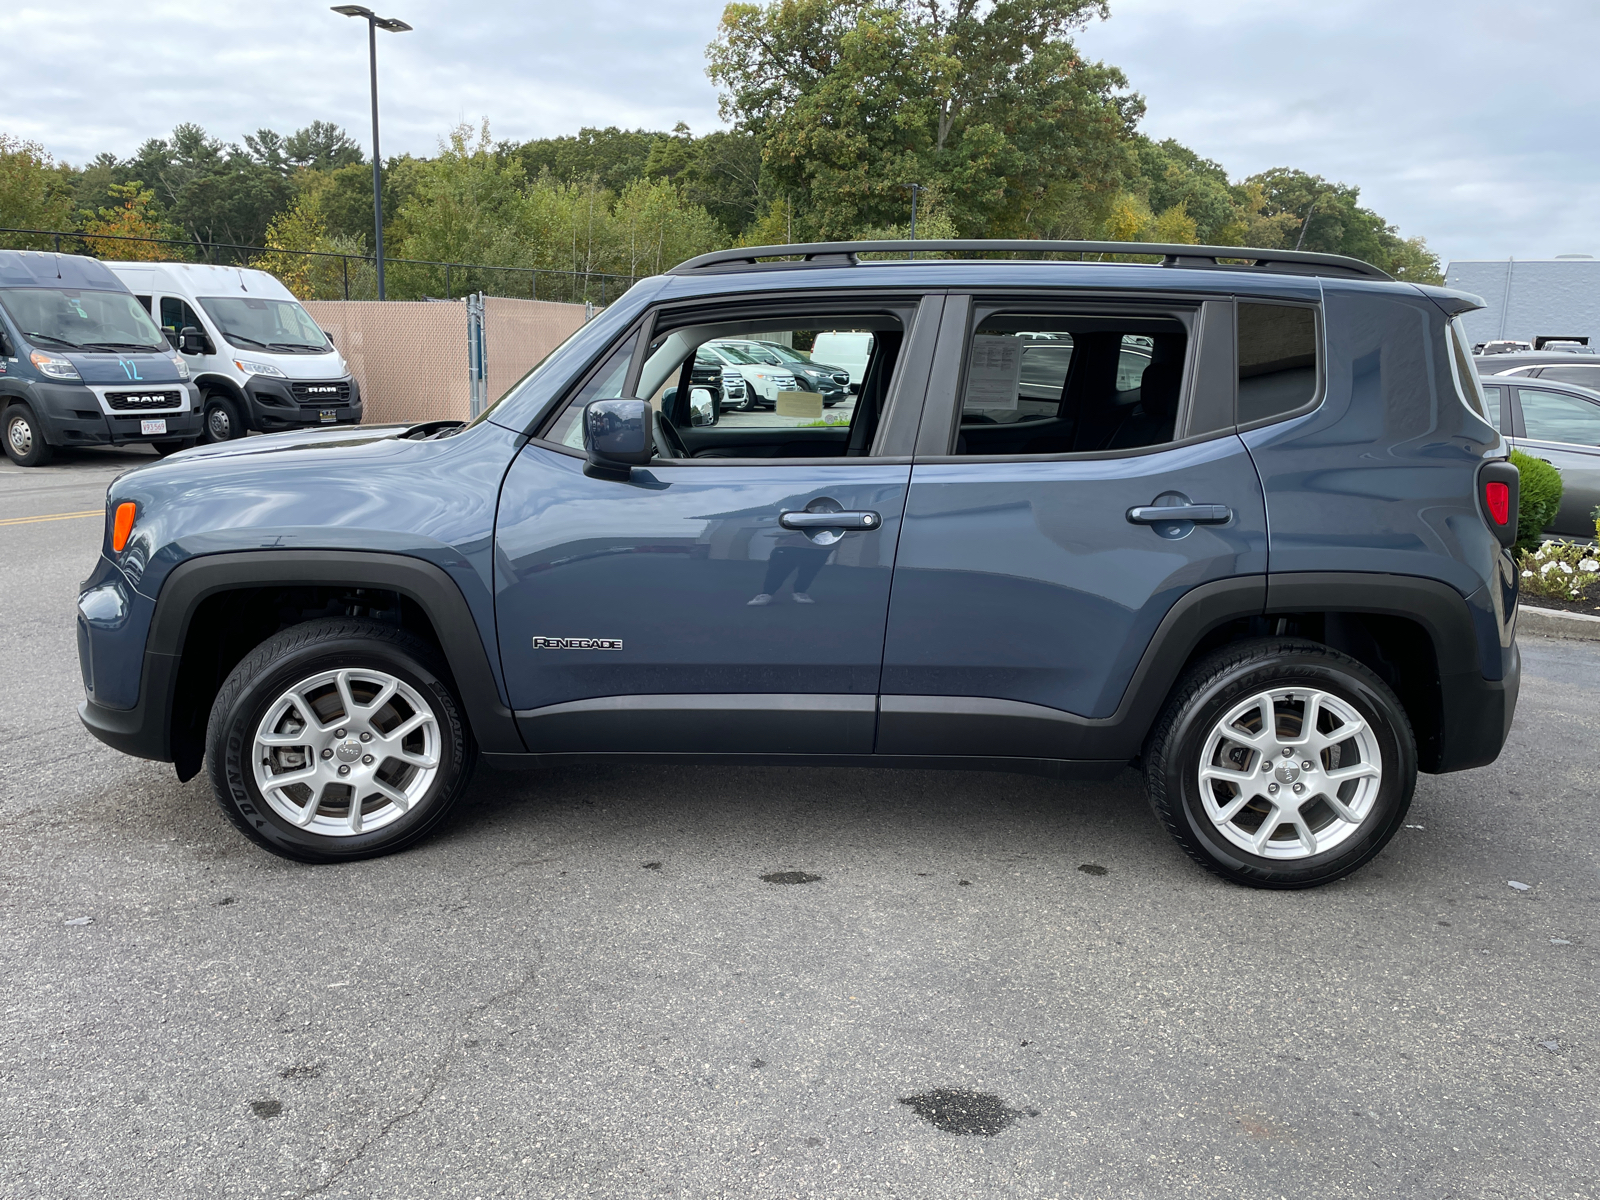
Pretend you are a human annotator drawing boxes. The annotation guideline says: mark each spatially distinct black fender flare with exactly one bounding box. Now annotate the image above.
[82,550,523,772]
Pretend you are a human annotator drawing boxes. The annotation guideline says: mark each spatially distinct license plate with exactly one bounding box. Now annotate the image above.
[319,409,337,424]
[140,419,167,436]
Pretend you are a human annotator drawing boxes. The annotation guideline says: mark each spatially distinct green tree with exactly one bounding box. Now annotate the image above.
[0,135,77,245]
[82,180,178,260]
[512,126,661,193]
[129,123,295,247]
[707,0,1141,238]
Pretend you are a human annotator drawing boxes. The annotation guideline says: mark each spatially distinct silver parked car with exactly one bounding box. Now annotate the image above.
[1477,376,1600,536]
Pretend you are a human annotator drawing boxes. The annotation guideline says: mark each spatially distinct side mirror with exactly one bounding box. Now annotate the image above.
[179,325,208,356]
[848,382,861,395]
[583,398,653,480]
[688,386,717,427]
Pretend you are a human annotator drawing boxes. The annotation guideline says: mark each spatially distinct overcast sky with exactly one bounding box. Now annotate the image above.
[3,0,1594,264]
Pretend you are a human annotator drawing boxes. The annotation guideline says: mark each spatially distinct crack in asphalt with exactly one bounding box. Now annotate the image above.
[294,953,543,1198]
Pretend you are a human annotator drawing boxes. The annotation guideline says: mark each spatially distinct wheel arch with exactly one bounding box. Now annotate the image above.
[151,550,521,780]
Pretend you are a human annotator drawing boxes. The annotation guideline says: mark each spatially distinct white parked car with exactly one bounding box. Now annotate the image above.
[105,262,360,442]
[700,340,798,410]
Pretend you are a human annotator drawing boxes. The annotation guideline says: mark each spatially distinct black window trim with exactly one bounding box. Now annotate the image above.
[526,290,944,465]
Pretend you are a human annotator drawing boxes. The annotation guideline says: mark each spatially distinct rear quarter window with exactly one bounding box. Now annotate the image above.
[1237,302,1318,424]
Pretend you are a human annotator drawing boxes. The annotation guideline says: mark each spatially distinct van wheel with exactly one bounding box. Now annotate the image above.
[207,618,477,863]
[2,404,53,467]
[1143,638,1415,889]
[202,394,244,443]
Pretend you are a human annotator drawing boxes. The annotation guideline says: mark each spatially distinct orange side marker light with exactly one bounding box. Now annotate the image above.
[111,502,137,552]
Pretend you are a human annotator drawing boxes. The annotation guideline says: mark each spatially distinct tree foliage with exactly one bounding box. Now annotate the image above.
[0,135,77,246]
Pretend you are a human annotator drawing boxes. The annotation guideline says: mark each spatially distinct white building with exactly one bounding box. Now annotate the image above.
[1444,255,1600,349]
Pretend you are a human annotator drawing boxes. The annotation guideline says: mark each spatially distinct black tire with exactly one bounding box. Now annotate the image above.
[1143,638,1416,889]
[201,393,245,443]
[2,404,54,467]
[151,438,197,457]
[206,618,477,863]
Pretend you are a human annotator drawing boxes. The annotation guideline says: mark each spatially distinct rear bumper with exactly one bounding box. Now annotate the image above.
[1432,639,1520,774]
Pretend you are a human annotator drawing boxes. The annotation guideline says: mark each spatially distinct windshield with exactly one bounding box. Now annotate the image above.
[711,343,762,365]
[197,296,331,353]
[762,343,808,364]
[0,287,167,352]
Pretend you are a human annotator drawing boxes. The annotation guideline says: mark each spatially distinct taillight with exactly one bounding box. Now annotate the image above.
[1484,481,1510,526]
[111,502,136,552]
[1478,461,1520,550]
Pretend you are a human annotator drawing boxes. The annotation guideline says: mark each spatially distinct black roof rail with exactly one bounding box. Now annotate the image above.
[667,239,1392,282]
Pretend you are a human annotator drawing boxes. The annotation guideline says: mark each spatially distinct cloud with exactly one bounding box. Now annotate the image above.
[5,0,1596,264]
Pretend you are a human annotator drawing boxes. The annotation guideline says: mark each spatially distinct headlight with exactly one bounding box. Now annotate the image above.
[234,359,286,378]
[30,350,80,380]
[170,355,190,379]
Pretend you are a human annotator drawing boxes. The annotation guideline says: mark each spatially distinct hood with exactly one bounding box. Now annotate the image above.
[65,349,186,384]
[157,422,412,466]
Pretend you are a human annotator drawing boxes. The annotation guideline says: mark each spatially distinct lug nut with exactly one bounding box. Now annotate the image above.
[362,755,374,765]
[1281,748,1293,758]
[1268,783,1279,794]
[1302,760,1314,771]
[320,748,333,760]
[337,764,350,776]
[1262,760,1273,772]
[359,732,372,743]
[1293,782,1305,794]
[334,728,347,739]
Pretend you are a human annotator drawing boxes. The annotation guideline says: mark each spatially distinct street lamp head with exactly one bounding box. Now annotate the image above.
[331,5,411,30]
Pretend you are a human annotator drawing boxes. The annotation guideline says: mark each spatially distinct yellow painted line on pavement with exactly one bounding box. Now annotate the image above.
[0,508,102,527]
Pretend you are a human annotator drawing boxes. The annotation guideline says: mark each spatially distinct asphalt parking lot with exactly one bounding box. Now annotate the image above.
[2,447,1597,1199]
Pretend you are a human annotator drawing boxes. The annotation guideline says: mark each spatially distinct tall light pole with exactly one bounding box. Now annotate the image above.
[902,183,924,259]
[332,5,411,300]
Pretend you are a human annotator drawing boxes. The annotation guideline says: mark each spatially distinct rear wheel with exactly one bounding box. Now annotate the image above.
[1143,638,1415,889]
[2,404,53,467]
[202,393,245,443]
[206,618,476,863]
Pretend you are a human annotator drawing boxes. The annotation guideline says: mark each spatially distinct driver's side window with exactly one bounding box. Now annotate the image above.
[538,309,908,461]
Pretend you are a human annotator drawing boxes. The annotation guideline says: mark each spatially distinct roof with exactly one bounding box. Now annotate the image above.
[0,249,127,291]
[670,239,1393,282]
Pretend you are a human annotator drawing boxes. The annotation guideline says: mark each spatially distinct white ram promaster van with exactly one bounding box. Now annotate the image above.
[105,263,361,442]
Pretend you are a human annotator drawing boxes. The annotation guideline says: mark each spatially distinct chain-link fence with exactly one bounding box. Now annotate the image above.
[0,226,642,304]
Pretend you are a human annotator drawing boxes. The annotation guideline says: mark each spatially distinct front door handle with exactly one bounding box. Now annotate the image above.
[780,510,882,531]
[1127,503,1232,525]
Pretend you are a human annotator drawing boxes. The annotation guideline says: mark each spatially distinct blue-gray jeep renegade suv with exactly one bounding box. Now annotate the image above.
[75,240,1522,888]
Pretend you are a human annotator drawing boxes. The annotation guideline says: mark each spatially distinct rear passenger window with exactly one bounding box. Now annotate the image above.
[1534,364,1600,388]
[1479,385,1502,429]
[954,314,1187,456]
[1237,302,1317,424]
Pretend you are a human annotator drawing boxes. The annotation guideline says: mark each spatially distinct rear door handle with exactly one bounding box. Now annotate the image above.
[780,510,882,531]
[1127,504,1232,525]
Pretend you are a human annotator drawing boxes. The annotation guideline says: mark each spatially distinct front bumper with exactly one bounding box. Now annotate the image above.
[243,375,363,431]
[30,381,201,446]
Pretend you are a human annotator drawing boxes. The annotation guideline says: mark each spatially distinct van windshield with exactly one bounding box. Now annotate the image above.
[0,287,167,352]
[197,296,331,353]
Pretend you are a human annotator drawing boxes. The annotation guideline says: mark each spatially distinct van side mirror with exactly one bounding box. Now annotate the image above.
[179,326,208,356]
[582,398,653,480]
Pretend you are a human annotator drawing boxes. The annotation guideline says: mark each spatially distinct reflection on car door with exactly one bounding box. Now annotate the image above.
[1510,386,1600,535]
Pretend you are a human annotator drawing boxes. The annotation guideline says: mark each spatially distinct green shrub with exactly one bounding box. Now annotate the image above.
[1509,449,1563,552]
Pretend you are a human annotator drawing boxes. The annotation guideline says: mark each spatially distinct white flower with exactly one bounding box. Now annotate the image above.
[1522,570,1534,577]
[1541,561,1560,574]
[1580,558,1599,572]
[1560,561,1574,574]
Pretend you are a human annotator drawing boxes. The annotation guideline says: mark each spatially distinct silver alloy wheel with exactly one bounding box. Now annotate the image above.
[1197,687,1383,860]
[207,405,232,440]
[252,667,440,837]
[7,414,31,455]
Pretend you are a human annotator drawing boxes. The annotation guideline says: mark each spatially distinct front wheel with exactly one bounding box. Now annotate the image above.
[202,394,245,443]
[1143,638,1415,889]
[3,404,54,467]
[206,618,477,862]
